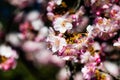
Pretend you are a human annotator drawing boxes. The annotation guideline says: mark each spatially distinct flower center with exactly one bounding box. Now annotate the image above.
[61,21,66,27]
[55,38,60,47]
[64,48,71,55]
[0,56,7,63]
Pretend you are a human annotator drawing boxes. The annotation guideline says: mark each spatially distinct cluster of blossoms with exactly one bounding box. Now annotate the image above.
[0,0,120,80]
[46,0,120,80]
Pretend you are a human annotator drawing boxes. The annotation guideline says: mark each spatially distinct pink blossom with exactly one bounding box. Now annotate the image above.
[0,45,18,71]
[0,58,17,71]
[80,51,91,63]
[47,29,67,52]
[110,5,120,20]
[81,63,96,80]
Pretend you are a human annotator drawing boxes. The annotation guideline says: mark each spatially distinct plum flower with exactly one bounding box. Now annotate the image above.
[48,36,67,52]
[58,45,79,61]
[0,45,18,71]
[54,0,62,5]
[80,51,91,63]
[82,62,111,80]
[110,5,120,20]
[87,25,103,39]
[80,42,101,64]
[113,37,120,48]
[81,63,96,80]
[47,28,67,52]
[53,17,72,33]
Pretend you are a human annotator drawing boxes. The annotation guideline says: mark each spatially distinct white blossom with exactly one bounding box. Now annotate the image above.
[53,17,72,33]
[0,45,18,59]
[54,0,62,5]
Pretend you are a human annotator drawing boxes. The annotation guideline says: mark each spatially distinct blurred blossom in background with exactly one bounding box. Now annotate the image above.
[0,0,120,80]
